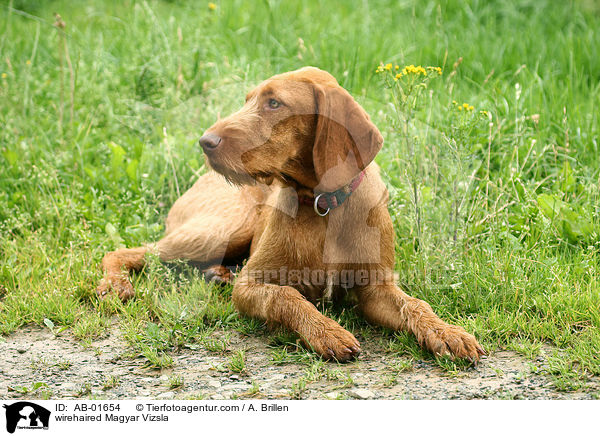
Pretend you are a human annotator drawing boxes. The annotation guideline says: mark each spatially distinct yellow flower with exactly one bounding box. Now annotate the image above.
[208,2,217,10]
[26,60,31,65]
[401,64,427,76]
[1,73,6,79]
[379,62,440,79]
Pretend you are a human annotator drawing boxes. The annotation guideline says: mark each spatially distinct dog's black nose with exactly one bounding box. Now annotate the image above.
[199,133,222,151]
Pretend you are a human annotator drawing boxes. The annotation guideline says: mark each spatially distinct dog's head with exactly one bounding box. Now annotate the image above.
[200,67,383,192]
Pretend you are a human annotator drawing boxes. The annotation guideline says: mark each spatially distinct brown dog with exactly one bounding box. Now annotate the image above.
[98,67,484,362]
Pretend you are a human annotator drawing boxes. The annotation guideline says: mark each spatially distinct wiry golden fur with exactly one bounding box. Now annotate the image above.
[98,67,484,362]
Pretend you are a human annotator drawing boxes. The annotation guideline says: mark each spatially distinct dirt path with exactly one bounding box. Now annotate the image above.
[1,325,597,400]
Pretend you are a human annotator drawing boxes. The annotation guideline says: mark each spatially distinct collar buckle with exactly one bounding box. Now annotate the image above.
[313,193,330,216]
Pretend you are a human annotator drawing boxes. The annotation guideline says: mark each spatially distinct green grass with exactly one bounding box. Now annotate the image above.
[1,0,599,392]
[168,374,184,390]
[102,374,120,391]
[228,350,247,374]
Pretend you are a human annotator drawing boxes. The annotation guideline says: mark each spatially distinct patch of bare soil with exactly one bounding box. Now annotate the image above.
[1,325,597,400]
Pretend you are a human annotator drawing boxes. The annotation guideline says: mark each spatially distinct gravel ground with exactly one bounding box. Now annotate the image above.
[1,325,598,400]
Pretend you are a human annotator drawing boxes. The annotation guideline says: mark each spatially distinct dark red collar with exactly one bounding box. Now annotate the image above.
[298,171,365,216]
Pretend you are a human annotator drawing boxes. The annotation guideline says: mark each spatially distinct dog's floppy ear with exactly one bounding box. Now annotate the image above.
[312,83,383,192]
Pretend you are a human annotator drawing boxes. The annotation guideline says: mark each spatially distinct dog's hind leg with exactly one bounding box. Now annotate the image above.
[96,233,241,301]
[97,173,266,301]
[96,246,149,300]
[96,217,256,301]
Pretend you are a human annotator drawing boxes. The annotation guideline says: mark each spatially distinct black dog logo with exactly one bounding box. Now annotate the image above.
[3,402,50,433]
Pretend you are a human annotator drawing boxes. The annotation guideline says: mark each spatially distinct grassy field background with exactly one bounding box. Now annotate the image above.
[1,0,599,393]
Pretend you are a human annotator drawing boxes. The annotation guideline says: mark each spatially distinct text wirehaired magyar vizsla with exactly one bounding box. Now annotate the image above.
[98,67,484,362]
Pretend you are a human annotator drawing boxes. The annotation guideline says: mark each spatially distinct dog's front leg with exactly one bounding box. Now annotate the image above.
[233,270,361,361]
[359,283,485,361]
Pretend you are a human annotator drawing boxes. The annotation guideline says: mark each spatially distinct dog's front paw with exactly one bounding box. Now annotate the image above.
[304,318,361,362]
[423,323,485,362]
[96,274,135,301]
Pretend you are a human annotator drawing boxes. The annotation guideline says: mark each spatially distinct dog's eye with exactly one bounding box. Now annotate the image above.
[268,98,281,109]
